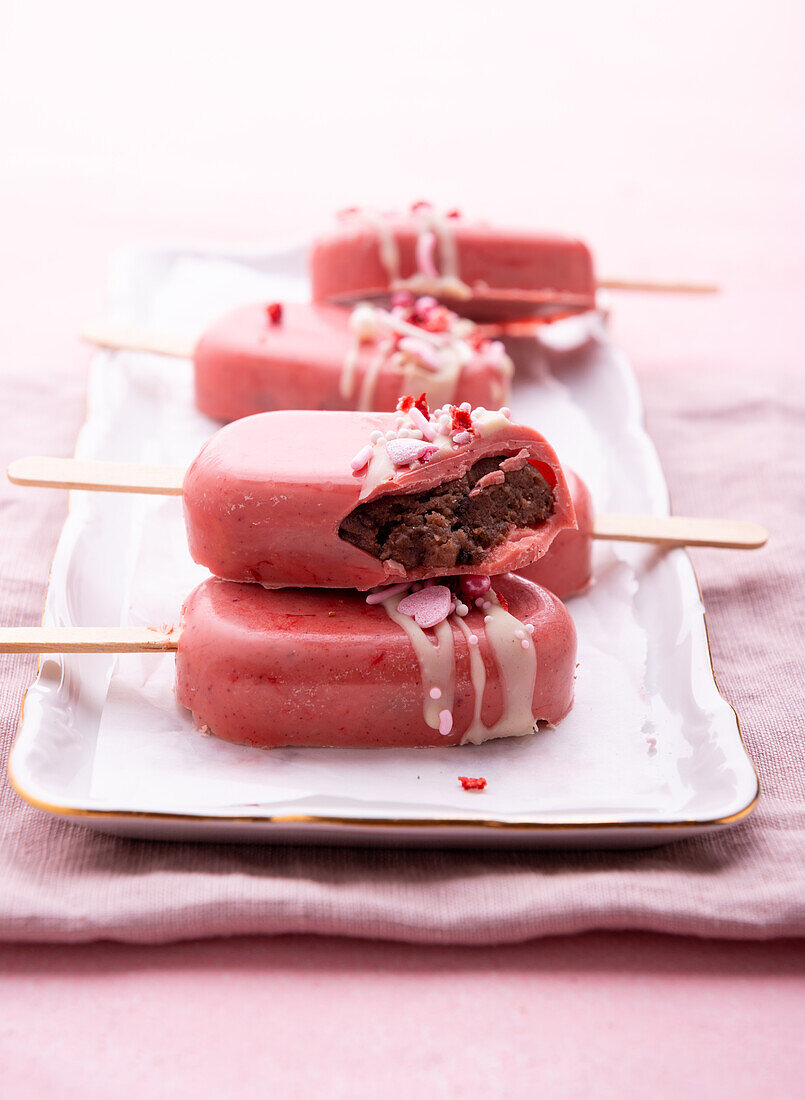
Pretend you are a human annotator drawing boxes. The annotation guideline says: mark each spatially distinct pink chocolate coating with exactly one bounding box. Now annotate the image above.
[175,574,577,748]
[310,215,596,322]
[182,410,577,589]
[193,302,508,422]
[521,469,594,599]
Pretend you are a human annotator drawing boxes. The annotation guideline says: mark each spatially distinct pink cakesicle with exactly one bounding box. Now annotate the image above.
[181,404,577,590]
[310,206,597,323]
[521,469,594,599]
[193,298,513,422]
[175,572,577,748]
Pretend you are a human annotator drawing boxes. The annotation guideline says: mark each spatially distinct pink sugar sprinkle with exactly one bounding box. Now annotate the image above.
[391,290,415,308]
[499,448,529,473]
[408,405,437,441]
[398,336,442,372]
[415,295,439,314]
[521,639,530,650]
[416,230,439,279]
[386,438,439,467]
[397,585,452,629]
[469,469,505,497]
[467,634,479,646]
[365,582,411,605]
[452,430,471,446]
[430,687,442,700]
[460,575,491,599]
[438,709,453,736]
[350,443,374,472]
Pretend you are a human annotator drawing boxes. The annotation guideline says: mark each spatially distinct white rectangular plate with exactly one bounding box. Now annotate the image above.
[9,245,758,847]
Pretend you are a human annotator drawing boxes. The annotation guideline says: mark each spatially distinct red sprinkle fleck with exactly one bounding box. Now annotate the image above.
[421,306,451,333]
[446,209,462,219]
[459,776,487,791]
[466,331,489,351]
[496,592,509,613]
[266,302,283,324]
[414,392,430,418]
[411,199,432,212]
[450,406,473,432]
[397,394,416,412]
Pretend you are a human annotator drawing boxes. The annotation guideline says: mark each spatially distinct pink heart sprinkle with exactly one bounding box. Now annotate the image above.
[386,438,439,467]
[397,585,452,629]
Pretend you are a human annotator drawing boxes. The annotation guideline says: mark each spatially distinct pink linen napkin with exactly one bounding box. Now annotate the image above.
[0,362,802,945]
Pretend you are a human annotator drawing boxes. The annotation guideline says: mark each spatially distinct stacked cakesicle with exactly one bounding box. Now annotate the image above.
[176,402,580,747]
[11,205,757,750]
[6,403,583,749]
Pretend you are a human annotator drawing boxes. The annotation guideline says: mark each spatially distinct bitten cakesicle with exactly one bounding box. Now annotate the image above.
[9,435,765,598]
[0,574,578,749]
[182,402,575,588]
[311,205,597,323]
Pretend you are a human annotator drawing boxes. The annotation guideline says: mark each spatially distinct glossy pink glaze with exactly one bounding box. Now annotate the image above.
[175,574,577,748]
[521,469,594,599]
[193,301,508,421]
[310,215,596,322]
[182,410,576,589]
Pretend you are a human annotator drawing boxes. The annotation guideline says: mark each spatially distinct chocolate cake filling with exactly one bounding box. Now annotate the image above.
[339,455,555,569]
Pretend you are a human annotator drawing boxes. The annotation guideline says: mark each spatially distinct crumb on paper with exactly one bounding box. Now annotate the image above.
[458,776,487,791]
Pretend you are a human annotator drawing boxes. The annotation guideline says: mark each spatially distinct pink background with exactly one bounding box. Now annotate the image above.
[1,1,804,1095]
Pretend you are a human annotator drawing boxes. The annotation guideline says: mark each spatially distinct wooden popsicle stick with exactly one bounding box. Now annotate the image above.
[597,277,719,295]
[0,627,178,653]
[80,320,196,359]
[80,277,719,356]
[8,455,768,551]
[592,514,767,550]
[7,457,184,495]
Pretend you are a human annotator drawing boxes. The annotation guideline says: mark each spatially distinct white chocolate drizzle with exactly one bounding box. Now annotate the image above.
[345,205,473,301]
[340,300,512,413]
[380,583,538,744]
[357,401,514,499]
[382,591,455,731]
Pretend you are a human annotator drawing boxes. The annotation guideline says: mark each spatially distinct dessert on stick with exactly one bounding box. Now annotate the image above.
[9,403,578,590]
[8,419,767,599]
[310,204,717,323]
[85,297,514,421]
[0,573,578,749]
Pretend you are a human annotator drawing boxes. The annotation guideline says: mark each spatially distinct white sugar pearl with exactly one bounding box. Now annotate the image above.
[369,430,383,443]
[455,603,469,617]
